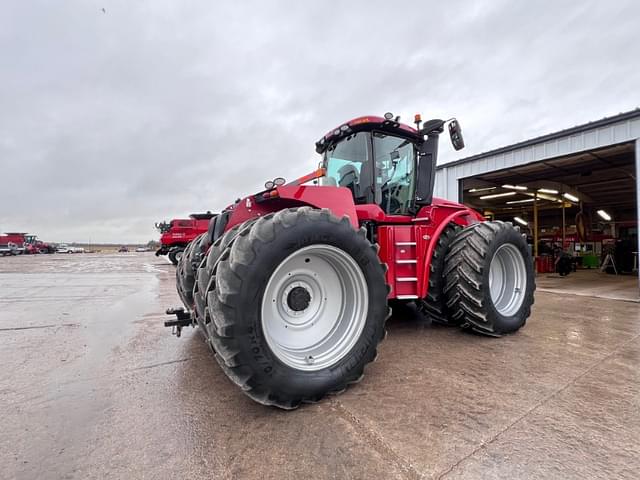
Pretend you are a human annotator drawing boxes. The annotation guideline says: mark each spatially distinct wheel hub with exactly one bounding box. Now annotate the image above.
[489,243,527,316]
[286,285,312,312]
[261,244,369,372]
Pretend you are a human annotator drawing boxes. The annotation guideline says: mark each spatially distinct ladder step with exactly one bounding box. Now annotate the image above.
[396,295,419,300]
[395,242,416,246]
[396,259,417,264]
[397,277,418,282]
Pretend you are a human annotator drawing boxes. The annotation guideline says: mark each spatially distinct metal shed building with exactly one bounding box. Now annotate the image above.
[434,109,640,297]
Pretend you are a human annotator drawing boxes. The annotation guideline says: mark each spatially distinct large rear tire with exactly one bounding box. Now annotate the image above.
[444,221,535,336]
[192,220,255,326]
[421,223,461,326]
[204,207,390,409]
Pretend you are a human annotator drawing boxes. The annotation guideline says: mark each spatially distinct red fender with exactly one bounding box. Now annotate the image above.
[416,206,483,298]
[225,185,359,231]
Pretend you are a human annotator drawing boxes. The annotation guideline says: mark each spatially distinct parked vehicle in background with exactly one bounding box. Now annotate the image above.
[0,242,18,256]
[0,233,55,254]
[24,234,55,254]
[155,212,215,265]
[57,244,85,254]
[118,246,129,253]
[135,246,150,252]
[0,233,27,254]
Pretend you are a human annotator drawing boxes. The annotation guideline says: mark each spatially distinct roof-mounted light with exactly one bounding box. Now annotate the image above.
[479,191,517,200]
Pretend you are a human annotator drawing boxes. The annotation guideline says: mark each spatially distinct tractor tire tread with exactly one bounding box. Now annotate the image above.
[444,220,535,336]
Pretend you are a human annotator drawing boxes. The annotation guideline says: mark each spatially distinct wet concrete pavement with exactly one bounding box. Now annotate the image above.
[1,253,639,479]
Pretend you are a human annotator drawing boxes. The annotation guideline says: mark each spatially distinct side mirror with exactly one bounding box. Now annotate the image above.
[448,119,465,151]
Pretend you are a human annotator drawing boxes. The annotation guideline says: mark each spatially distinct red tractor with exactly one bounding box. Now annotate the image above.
[154,212,215,265]
[0,233,55,255]
[24,234,55,254]
[168,113,535,409]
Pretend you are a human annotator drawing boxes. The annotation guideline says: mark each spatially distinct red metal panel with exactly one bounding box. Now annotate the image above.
[377,226,394,297]
[226,185,359,231]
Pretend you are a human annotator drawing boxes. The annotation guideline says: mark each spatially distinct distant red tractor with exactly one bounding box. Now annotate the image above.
[155,212,216,265]
[0,233,55,255]
[24,234,55,254]
[168,113,535,409]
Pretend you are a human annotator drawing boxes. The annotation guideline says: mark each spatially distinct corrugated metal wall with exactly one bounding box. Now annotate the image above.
[434,115,640,202]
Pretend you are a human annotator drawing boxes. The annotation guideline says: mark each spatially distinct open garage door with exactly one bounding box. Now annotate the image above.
[460,141,639,302]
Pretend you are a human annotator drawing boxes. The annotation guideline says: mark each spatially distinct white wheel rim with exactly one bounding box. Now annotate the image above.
[489,243,527,316]
[261,244,368,372]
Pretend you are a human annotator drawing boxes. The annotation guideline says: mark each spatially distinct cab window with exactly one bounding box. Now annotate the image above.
[373,132,416,215]
[322,132,372,203]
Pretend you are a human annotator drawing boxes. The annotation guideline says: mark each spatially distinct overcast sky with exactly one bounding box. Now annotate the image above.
[1,1,639,243]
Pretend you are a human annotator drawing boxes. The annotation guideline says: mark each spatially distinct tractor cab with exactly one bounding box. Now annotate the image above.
[316,113,464,216]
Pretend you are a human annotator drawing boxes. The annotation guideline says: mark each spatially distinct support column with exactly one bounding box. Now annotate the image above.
[534,193,539,258]
[635,140,640,289]
[562,199,566,251]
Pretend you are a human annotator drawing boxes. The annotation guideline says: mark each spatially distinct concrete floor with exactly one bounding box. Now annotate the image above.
[537,269,639,302]
[1,254,639,480]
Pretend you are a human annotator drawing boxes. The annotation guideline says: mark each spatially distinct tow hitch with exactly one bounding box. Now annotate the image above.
[164,307,193,337]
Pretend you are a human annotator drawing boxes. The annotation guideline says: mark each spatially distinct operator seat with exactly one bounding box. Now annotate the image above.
[338,164,360,199]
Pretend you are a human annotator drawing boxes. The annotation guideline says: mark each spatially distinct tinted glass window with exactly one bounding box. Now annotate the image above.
[322,132,371,203]
[373,133,416,215]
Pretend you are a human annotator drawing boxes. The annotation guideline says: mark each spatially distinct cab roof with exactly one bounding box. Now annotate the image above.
[315,115,421,154]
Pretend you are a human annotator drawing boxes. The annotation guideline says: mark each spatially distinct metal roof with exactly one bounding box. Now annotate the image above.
[434,108,640,203]
[437,108,640,171]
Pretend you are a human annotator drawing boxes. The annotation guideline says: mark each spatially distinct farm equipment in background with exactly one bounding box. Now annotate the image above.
[0,233,55,255]
[155,212,216,265]
[0,242,18,256]
[168,112,536,409]
[24,234,55,254]
[0,233,27,255]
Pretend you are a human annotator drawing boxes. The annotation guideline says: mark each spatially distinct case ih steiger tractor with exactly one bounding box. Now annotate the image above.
[167,113,535,409]
[155,212,216,265]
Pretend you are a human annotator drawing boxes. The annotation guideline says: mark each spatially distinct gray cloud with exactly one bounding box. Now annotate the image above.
[2,0,639,242]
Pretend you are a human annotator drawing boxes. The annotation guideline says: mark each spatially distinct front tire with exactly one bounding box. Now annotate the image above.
[444,221,535,336]
[204,207,390,409]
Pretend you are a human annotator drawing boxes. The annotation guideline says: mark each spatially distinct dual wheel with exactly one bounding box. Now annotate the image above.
[423,220,535,336]
[179,207,389,409]
[176,209,534,409]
